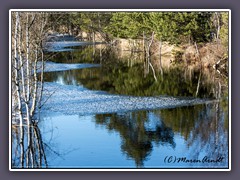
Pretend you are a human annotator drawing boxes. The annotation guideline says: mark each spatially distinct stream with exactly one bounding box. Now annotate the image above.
[14,42,229,169]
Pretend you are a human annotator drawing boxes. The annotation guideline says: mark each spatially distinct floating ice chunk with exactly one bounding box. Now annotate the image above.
[37,61,100,73]
[41,82,214,116]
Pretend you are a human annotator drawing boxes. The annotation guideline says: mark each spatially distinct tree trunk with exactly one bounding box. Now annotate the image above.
[26,13,30,102]
[159,39,163,76]
[146,32,157,82]
[194,41,202,63]
[215,12,220,44]
[30,47,38,117]
[195,71,202,97]
[37,49,45,110]
[14,12,25,168]
[143,31,145,53]
[12,12,49,168]
[143,31,149,74]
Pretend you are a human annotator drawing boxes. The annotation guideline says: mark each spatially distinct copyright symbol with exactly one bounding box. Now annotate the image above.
[168,156,173,163]
[164,156,174,163]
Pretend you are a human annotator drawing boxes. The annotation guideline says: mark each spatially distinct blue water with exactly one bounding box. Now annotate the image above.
[37,45,228,169]
[40,104,228,169]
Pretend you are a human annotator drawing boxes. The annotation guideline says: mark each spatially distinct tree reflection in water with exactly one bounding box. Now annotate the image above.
[159,100,228,167]
[95,111,176,168]
[11,121,48,168]
[94,98,228,168]
[36,45,228,168]
[11,92,227,168]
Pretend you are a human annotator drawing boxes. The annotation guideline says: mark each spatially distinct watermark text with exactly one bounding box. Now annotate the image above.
[164,156,224,164]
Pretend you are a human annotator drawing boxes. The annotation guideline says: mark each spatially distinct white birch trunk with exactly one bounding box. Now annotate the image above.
[14,12,25,167]
[26,13,30,102]
[147,32,157,82]
[12,12,49,168]
[195,71,201,97]
[30,47,38,117]
[37,49,45,110]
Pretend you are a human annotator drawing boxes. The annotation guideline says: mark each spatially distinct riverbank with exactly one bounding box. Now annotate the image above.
[113,38,228,73]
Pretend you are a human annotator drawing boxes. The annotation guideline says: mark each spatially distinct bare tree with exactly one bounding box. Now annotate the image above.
[11,11,49,168]
[145,31,157,82]
[158,39,163,76]
[12,11,24,167]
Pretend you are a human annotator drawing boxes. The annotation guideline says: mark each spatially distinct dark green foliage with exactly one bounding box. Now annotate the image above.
[105,12,144,38]
[106,12,214,44]
[219,12,229,49]
[47,11,228,46]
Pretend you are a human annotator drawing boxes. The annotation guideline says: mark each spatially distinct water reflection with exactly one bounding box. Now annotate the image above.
[44,44,227,99]
[29,44,229,168]
[95,111,175,167]
[11,122,48,168]
[34,100,228,168]
[44,64,226,99]
[92,101,228,168]
[161,101,228,168]
[44,44,110,64]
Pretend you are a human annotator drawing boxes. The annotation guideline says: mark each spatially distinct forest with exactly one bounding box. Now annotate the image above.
[47,12,229,78]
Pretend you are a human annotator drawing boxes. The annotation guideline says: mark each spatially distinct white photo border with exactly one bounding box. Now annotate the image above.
[9,9,231,171]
